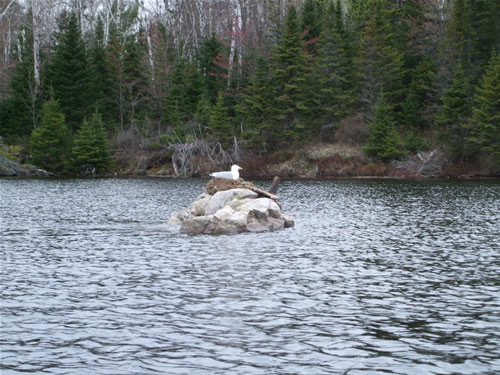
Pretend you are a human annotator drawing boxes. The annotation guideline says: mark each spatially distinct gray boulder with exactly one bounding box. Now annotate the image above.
[0,154,51,177]
[168,187,294,235]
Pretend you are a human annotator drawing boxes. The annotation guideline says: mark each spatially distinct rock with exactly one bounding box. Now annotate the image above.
[169,181,294,235]
[206,178,279,200]
[204,189,258,215]
[0,154,52,177]
[167,193,211,224]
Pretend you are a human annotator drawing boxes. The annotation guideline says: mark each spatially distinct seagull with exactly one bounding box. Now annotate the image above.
[209,165,242,180]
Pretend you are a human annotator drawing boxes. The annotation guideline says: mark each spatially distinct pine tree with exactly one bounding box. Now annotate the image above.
[194,91,212,131]
[67,112,114,174]
[317,0,354,122]
[89,17,111,125]
[122,31,149,128]
[272,5,317,144]
[184,64,204,116]
[470,0,498,71]
[164,60,187,130]
[48,12,90,132]
[364,91,403,161]
[436,63,470,161]
[356,0,405,117]
[105,23,125,129]
[209,92,233,147]
[197,35,226,104]
[30,97,69,171]
[238,57,274,153]
[401,58,436,129]
[0,24,41,138]
[301,0,324,43]
[467,53,500,163]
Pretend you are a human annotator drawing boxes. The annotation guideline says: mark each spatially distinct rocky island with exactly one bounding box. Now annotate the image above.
[168,177,294,235]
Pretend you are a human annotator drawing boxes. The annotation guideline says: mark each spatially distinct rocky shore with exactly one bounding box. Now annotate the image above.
[0,154,51,177]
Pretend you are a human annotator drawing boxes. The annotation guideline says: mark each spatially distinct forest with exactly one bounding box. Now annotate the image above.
[0,0,499,177]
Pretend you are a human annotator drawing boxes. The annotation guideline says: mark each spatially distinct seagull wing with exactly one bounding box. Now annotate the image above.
[209,171,234,179]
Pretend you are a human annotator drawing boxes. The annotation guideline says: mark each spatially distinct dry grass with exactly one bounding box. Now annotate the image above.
[303,143,366,161]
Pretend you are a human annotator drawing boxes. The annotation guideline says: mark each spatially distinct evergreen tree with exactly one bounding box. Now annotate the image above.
[48,12,90,132]
[30,97,69,171]
[104,2,143,131]
[401,58,436,129]
[0,24,40,138]
[467,52,500,163]
[197,35,226,104]
[122,31,149,128]
[301,0,324,43]
[469,0,498,71]
[364,91,403,161]
[272,5,317,145]
[436,63,470,161]
[89,17,111,125]
[194,91,212,131]
[67,112,114,174]
[164,60,188,132]
[184,64,204,116]
[356,0,405,117]
[317,0,354,122]
[209,92,233,147]
[105,23,125,129]
[238,57,274,153]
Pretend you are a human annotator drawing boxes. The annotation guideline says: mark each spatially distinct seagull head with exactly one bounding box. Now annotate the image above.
[231,164,242,179]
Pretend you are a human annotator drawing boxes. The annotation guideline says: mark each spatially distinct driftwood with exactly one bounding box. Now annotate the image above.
[269,176,281,194]
[206,178,280,200]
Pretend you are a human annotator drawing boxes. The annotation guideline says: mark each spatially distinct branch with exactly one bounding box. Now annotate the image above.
[0,0,16,20]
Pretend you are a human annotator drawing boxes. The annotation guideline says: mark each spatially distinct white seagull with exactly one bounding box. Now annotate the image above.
[209,165,242,180]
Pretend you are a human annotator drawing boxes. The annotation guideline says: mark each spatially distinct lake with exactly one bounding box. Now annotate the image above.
[1,178,499,374]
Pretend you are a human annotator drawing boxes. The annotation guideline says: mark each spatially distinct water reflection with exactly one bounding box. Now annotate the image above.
[1,178,499,374]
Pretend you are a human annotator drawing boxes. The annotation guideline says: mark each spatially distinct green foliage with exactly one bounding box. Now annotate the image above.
[403,133,427,154]
[467,52,500,163]
[164,60,187,129]
[164,60,204,139]
[197,35,227,104]
[48,12,90,132]
[30,98,69,171]
[356,0,406,115]
[238,57,274,153]
[194,91,212,129]
[436,63,470,161]
[123,31,149,126]
[469,0,498,71]
[103,2,145,131]
[401,58,436,129]
[301,0,324,41]
[89,16,112,125]
[439,0,497,85]
[0,143,23,161]
[364,92,404,161]
[209,92,233,147]
[67,112,114,174]
[0,24,40,138]
[272,5,317,145]
[317,0,355,121]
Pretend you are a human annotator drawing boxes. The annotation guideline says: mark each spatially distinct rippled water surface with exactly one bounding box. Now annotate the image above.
[1,178,499,374]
